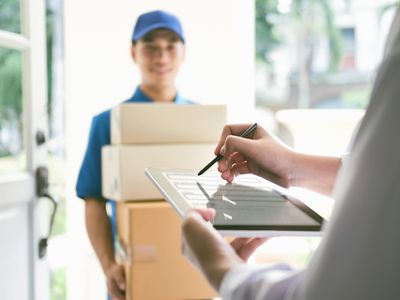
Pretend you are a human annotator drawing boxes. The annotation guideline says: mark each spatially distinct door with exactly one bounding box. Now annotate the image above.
[0,0,49,299]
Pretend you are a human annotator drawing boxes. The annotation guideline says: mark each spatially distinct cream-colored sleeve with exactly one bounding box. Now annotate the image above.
[298,19,400,300]
[219,264,303,300]
[219,7,400,300]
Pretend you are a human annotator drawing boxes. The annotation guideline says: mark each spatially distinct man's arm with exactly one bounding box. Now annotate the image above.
[85,197,125,300]
[289,153,341,196]
[85,197,114,272]
[215,124,341,196]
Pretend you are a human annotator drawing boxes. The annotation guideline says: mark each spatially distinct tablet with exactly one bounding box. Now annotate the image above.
[145,167,326,237]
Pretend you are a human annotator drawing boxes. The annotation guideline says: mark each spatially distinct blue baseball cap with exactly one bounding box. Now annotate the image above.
[132,10,185,43]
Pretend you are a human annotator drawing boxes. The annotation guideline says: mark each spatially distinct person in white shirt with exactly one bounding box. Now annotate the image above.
[182,6,400,300]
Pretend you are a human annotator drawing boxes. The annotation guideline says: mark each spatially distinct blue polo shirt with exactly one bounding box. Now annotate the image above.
[76,86,193,241]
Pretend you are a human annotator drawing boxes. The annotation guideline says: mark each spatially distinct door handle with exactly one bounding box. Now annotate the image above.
[36,166,58,259]
[35,130,46,146]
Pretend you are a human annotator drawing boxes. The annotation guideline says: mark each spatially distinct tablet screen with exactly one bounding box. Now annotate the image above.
[163,171,323,231]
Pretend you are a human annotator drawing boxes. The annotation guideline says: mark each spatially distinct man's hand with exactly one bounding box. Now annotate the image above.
[214,123,341,196]
[105,263,126,300]
[182,208,269,288]
[85,199,125,299]
[215,124,293,186]
[230,237,268,261]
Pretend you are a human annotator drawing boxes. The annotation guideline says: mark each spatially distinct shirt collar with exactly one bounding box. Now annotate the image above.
[127,86,186,103]
[127,86,153,103]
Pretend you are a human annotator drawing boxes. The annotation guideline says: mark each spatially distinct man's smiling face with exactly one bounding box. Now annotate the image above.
[132,29,185,88]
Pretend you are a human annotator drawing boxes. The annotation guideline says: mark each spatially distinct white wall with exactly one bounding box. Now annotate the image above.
[64,1,254,299]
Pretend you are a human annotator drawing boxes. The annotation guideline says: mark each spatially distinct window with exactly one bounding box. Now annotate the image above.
[0,47,25,175]
[254,0,398,267]
[255,0,397,111]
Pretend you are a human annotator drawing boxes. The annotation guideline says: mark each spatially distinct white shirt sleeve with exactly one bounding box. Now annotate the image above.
[220,264,304,300]
[219,7,400,300]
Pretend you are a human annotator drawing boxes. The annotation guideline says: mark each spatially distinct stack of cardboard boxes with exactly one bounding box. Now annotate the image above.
[102,103,226,300]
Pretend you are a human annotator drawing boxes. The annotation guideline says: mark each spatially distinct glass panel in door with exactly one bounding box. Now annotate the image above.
[0,0,21,33]
[0,47,25,175]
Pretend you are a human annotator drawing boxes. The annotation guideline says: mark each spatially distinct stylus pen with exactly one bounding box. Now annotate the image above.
[197,122,258,176]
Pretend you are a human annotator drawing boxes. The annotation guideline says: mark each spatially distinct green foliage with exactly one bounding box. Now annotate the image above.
[0,49,22,115]
[50,268,67,300]
[0,48,23,156]
[341,88,371,109]
[46,8,55,125]
[0,0,21,33]
[255,0,343,71]
[0,3,56,155]
[287,0,343,71]
[0,0,23,156]
[255,0,282,64]
[319,0,343,71]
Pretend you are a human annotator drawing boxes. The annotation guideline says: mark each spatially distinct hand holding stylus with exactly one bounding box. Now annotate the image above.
[210,123,295,186]
[198,123,258,176]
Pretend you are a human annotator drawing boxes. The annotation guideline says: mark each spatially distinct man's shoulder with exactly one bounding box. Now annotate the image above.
[90,103,122,135]
[91,101,126,127]
[93,109,111,124]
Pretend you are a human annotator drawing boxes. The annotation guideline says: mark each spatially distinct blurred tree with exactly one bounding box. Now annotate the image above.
[46,7,55,134]
[0,50,23,156]
[292,0,342,107]
[0,0,21,33]
[256,0,343,108]
[0,0,23,156]
[0,1,55,155]
[255,0,282,65]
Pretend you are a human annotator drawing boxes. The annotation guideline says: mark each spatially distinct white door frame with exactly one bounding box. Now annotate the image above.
[0,0,49,298]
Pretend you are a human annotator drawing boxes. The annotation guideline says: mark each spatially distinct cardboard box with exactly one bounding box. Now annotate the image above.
[111,103,226,144]
[117,201,216,300]
[102,144,216,201]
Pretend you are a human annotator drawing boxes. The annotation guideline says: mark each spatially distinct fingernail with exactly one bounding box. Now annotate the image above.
[220,146,225,155]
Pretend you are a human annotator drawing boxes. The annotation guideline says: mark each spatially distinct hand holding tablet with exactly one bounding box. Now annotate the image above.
[146,123,336,237]
[145,168,326,237]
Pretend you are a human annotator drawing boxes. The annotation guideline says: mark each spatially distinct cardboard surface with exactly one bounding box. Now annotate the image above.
[101,144,217,201]
[117,201,216,300]
[111,103,226,144]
